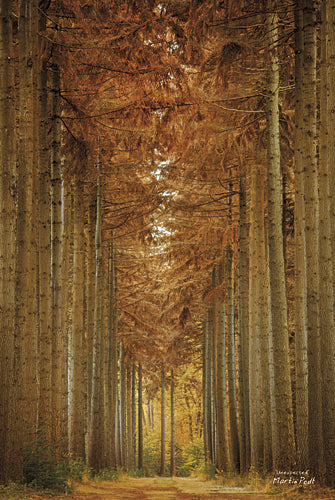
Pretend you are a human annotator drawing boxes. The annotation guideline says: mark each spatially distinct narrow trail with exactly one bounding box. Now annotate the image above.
[62,477,273,500]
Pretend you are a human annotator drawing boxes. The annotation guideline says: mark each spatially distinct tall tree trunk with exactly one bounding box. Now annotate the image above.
[87,191,96,433]
[60,184,72,455]
[120,341,127,469]
[132,363,137,468]
[50,63,63,450]
[302,0,324,477]
[210,272,217,466]
[138,363,144,471]
[88,169,105,472]
[170,370,176,477]
[294,0,309,471]
[215,260,229,472]
[249,166,263,470]
[69,178,86,460]
[160,365,166,476]
[37,5,51,443]
[265,1,295,469]
[127,364,133,469]
[321,0,335,485]
[226,246,240,471]
[0,0,20,481]
[203,309,213,463]
[237,165,250,474]
[109,232,118,468]
[17,0,38,449]
[257,169,272,472]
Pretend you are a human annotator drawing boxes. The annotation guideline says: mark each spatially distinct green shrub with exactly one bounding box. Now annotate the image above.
[198,461,217,480]
[176,438,205,477]
[23,432,85,493]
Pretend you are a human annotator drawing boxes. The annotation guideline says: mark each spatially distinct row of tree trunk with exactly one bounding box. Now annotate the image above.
[202,1,335,486]
[0,0,148,481]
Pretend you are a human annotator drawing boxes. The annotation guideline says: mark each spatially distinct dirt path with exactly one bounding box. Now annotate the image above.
[64,477,272,500]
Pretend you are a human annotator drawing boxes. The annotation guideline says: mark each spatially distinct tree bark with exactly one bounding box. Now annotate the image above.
[69,178,86,460]
[50,63,63,451]
[138,363,144,471]
[60,184,72,455]
[302,0,324,477]
[120,341,127,469]
[294,0,309,471]
[160,365,166,476]
[320,0,335,485]
[266,1,295,469]
[249,166,263,470]
[37,5,51,444]
[132,363,137,468]
[215,260,229,472]
[226,246,240,471]
[0,0,20,481]
[87,191,96,433]
[17,0,38,449]
[170,370,176,477]
[88,169,105,471]
[237,166,250,474]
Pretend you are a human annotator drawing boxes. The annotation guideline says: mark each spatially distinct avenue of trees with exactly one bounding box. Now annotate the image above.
[1,0,335,490]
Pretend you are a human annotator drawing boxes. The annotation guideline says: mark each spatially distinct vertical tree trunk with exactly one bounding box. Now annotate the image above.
[37,4,51,443]
[257,169,272,472]
[302,0,324,477]
[88,168,105,472]
[110,232,118,468]
[17,0,38,448]
[0,0,20,481]
[215,260,229,472]
[60,184,72,455]
[87,191,96,433]
[226,246,240,471]
[160,365,166,476]
[132,363,137,468]
[210,272,217,465]
[320,0,335,485]
[237,166,250,474]
[120,341,127,469]
[127,364,133,469]
[266,1,295,469]
[203,309,213,463]
[138,363,144,471]
[50,63,63,450]
[249,166,263,470]
[294,0,309,471]
[170,370,176,477]
[69,178,86,460]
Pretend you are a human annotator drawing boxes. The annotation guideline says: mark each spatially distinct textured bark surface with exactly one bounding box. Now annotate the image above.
[226,247,239,472]
[17,0,38,449]
[266,3,295,469]
[0,0,20,482]
[320,0,335,485]
[160,366,166,476]
[69,180,86,460]
[51,64,63,450]
[294,0,309,471]
[302,0,324,477]
[249,166,263,470]
[88,173,105,471]
[215,262,229,472]
[237,169,250,474]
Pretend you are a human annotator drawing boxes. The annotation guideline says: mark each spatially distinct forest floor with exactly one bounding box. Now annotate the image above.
[1,476,334,500]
